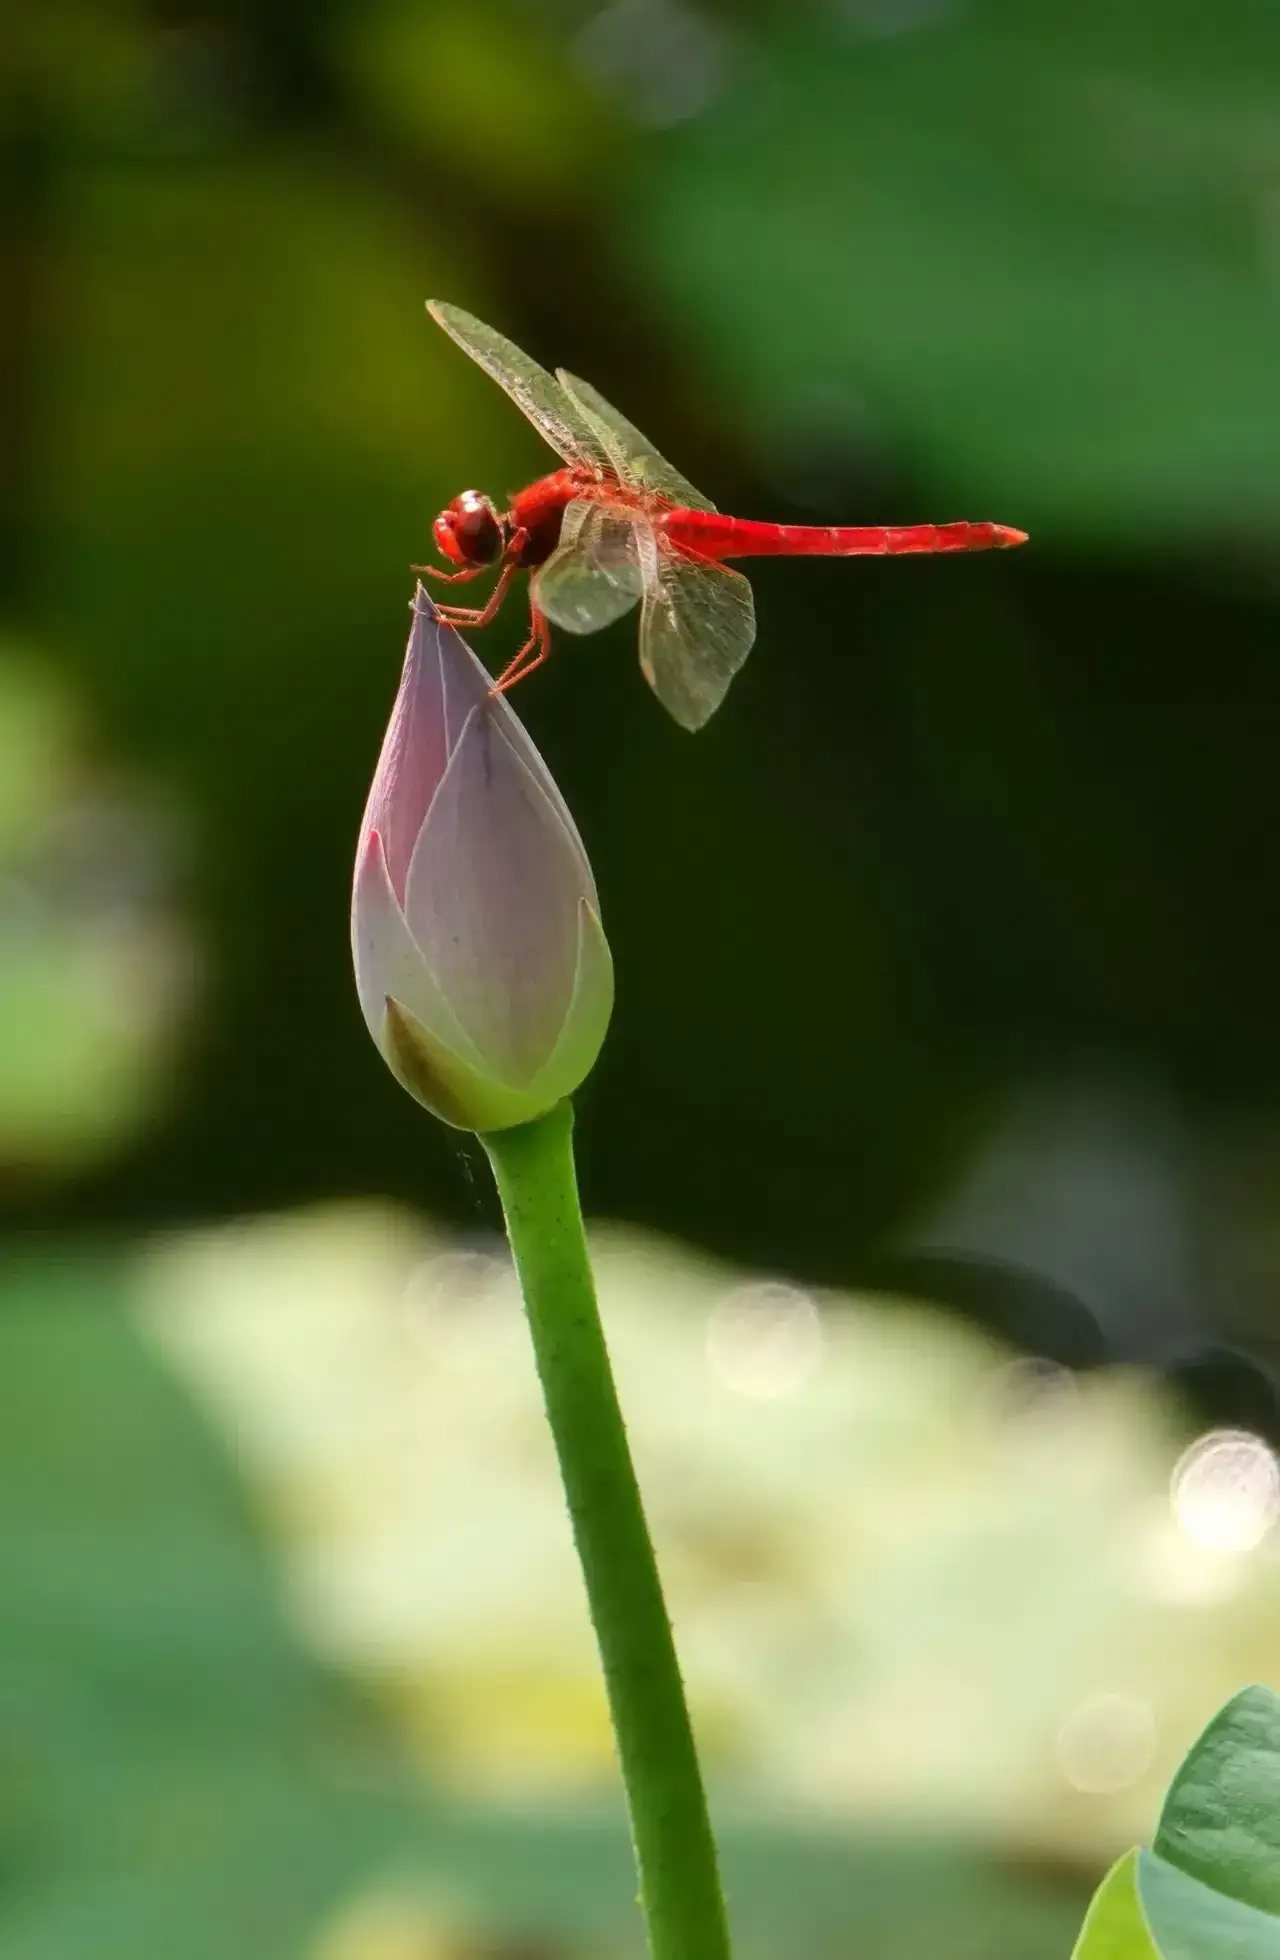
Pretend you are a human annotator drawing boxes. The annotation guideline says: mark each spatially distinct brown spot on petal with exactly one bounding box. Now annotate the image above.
[383,997,476,1128]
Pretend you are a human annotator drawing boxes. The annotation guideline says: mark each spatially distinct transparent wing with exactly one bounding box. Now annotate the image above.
[556,371,716,512]
[533,500,645,635]
[427,301,613,475]
[636,533,756,731]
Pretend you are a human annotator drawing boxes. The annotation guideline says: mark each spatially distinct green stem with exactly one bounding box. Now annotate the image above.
[482,1100,733,1960]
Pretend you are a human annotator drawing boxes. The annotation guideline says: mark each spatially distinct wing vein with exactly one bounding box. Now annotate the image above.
[428,301,612,475]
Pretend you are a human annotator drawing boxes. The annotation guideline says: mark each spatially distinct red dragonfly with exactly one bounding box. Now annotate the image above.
[421,301,1027,730]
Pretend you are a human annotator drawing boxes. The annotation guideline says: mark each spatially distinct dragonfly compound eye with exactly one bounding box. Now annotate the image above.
[435,490,502,568]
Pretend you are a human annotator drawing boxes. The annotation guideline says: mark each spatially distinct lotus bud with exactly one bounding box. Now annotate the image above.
[352,590,613,1132]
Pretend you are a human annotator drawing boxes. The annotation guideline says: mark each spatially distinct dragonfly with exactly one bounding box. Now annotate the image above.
[421,301,1027,731]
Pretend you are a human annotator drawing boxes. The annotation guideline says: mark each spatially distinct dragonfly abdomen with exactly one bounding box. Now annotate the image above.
[662,512,1027,560]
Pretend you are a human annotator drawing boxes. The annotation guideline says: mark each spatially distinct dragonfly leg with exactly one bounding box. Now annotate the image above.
[489,605,552,699]
[433,560,521,630]
[411,562,484,584]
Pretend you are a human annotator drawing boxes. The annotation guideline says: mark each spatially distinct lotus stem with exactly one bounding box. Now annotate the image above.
[482,1100,733,1960]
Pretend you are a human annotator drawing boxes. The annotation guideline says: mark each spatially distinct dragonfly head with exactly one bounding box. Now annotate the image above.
[433,490,504,569]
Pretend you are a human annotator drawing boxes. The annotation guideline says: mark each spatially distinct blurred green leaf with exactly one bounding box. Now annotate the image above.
[435,1809,1085,1958]
[0,1248,1088,1959]
[335,0,609,200]
[0,1256,421,1960]
[0,659,77,855]
[2,0,150,147]
[0,655,185,1174]
[49,150,548,763]
[636,0,1280,537]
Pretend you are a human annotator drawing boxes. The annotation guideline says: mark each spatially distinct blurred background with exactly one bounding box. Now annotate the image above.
[6,0,1280,1954]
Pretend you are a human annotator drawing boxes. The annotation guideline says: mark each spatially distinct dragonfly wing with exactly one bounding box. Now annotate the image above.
[427,301,613,475]
[556,370,717,512]
[533,500,645,635]
[636,534,756,730]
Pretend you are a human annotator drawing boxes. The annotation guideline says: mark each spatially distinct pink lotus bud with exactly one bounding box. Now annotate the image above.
[352,590,614,1132]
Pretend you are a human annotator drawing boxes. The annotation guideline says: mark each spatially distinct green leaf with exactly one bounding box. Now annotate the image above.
[1154,1688,1280,1917]
[1072,1851,1159,1960]
[1137,1850,1280,1960]
[1075,1691,1280,1960]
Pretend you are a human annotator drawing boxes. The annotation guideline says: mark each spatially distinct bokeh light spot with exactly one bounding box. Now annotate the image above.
[573,0,729,126]
[990,1355,1079,1421]
[401,1246,512,1339]
[705,1281,822,1399]
[1171,1429,1280,1553]
[837,0,960,38]
[1054,1692,1157,1795]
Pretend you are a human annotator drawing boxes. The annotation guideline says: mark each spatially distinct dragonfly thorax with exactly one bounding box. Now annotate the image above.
[433,490,503,569]
[508,468,591,570]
